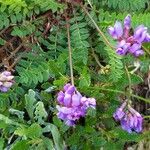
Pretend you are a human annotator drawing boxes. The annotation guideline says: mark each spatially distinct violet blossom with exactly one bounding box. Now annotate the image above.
[108,14,150,57]
[0,71,14,92]
[56,83,96,126]
[113,101,143,133]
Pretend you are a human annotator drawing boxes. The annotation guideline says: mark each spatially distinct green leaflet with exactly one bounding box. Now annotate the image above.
[25,89,37,120]
[43,123,64,150]
[105,46,124,82]
[34,101,48,125]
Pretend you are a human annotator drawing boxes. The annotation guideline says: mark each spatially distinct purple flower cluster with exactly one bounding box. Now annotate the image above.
[108,14,150,57]
[56,83,96,126]
[113,101,143,133]
[0,71,14,92]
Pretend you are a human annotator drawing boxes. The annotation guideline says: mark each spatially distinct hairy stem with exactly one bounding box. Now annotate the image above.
[91,47,103,68]
[66,16,74,85]
[125,65,132,103]
[88,87,150,103]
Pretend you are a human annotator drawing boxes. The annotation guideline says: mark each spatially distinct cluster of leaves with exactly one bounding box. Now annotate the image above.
[0,0,150,149]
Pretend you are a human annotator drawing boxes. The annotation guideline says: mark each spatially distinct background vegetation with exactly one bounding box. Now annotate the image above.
[0,0,149,149]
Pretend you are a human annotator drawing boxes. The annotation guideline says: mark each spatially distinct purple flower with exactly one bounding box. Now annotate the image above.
[113,101,126,121]
[124,14,131,30]
[120,113,133,133]
[113,108,125,121]
[128,106,143,132]
[56,83,96,126]
[116,40,130,55]
[113,102,143,133]
[0,71,14,92]
[108,14,150,57]
[134,50,144,57]
[133,25,147,43]
[144,33,150,42]
[124,14,131,38]
[108,21,123,39]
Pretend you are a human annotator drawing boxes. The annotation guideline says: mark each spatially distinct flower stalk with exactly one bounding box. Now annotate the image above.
[125,65,132,106]
[66,15,74,86]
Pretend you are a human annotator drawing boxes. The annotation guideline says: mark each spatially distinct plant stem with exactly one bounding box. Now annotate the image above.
[88,87,150,103]
[91,47,103,68]
[81,5,114,49]
[142,45,150,56]
[66,16,74,86]
[125,65,132,105]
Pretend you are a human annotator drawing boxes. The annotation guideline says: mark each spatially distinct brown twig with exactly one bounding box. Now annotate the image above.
[7,55,22,71]
[0,43,23,68]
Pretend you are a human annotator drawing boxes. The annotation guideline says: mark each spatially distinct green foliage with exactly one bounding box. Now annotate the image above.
[25,89,37,120]
[34,101,48,124]
[70,14,90,64]
[105,46,124,82]
[106,0,149,11]
[0,0,63,14]
[43,123,64,150]
[0,0,149,149]
[16,57,50,86]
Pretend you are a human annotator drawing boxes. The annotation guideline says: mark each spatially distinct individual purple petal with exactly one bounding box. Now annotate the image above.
[0,75,7,81]
[65,120,75,126]
[133,50,144,57]
[56,105,72,114]
[3,82,13,88]
[108,21,123,39]
[2,71,11,76]
[144,33,150,42]
[63,94,72,106]
[124,14,131,30]
[128,43,141,54]
[63,83,71,91]
[133,25,147,43]
[57,112,67,120]
[108,26,116,39]
[113,108,125,121]
[128,114,135,128]
[135,116,143,133]
[133,115,138,127]
[81,97,88,107]
[113,101,126,121]
[87,98,96,109]
[124,14,131,38]
[0,86,8,92]
[120,116,132,133]
[57,91,65,104]
[6,76,14,80]
[117,40,130,55]
[72,94,81,107]
[128,106,143,132]
[114,21,123,38]
[116,48,127,55]
[65,85,75,94]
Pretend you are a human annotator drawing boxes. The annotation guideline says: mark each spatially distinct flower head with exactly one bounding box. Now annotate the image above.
[0,71,14,92]
[56,83,96,126]
[113,102,143,133]
[108,14,150,57]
